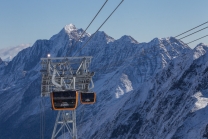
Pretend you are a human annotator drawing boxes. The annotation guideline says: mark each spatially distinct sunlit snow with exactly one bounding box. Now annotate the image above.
[192,91,208,112]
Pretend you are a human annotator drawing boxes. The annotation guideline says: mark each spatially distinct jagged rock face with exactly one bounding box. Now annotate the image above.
[0,24,208,139]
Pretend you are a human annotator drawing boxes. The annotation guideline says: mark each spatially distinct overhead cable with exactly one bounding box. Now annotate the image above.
[179,26,208,40]
[175,21,208,38]
[73,0,124,56]
[187,35,208,44]
[67,0,108,56]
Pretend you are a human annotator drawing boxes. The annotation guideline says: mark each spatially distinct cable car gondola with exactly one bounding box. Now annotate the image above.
[50,90,78,110]
[80,92,96,104]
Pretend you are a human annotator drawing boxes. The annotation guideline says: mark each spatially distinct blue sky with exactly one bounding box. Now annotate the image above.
[0,0,207,49]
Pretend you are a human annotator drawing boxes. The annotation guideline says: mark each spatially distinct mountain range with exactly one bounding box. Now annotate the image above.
[0,24,208,139]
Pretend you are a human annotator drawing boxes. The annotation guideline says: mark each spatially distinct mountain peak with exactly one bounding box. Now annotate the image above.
[50,23,90,41]
[64,24,77,33]
[118,35,138,44]
[193,43,208,59]
[195,43,207,47]
[92,31,115,43]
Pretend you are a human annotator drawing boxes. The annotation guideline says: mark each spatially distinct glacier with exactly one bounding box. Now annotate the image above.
[0,24,208,139]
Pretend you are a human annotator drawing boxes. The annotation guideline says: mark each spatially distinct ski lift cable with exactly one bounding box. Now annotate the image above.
[187,34,208,44]
[67,0,109,56]
[175,21,208,38]
[73,0,124,57]
[179,26,208,40]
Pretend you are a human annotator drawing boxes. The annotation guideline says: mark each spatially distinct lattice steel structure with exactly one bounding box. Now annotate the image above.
[40,56,95,139]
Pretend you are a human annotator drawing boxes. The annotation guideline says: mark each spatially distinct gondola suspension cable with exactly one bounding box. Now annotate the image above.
[73,0,124,57]
[67,0,109,56]
[179,26,208,40]
[187,34,208,44]
[175,21,208,38]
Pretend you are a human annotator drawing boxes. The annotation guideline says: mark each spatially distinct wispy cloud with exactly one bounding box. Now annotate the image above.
[0,43,32,61]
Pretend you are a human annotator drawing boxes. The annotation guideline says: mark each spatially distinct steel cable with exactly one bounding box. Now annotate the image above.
[73,0,124,57]
[179,26,208,40]
[175,21,208,38]
[187,34,208,44]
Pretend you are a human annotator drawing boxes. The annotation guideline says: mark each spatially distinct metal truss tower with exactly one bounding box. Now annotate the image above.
[40,56,94,139]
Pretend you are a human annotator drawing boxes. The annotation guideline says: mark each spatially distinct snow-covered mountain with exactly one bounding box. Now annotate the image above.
[0,24,208,139]
[0,44,31,61]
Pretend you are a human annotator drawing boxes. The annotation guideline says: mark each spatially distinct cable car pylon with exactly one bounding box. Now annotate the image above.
[40,56,96,139]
